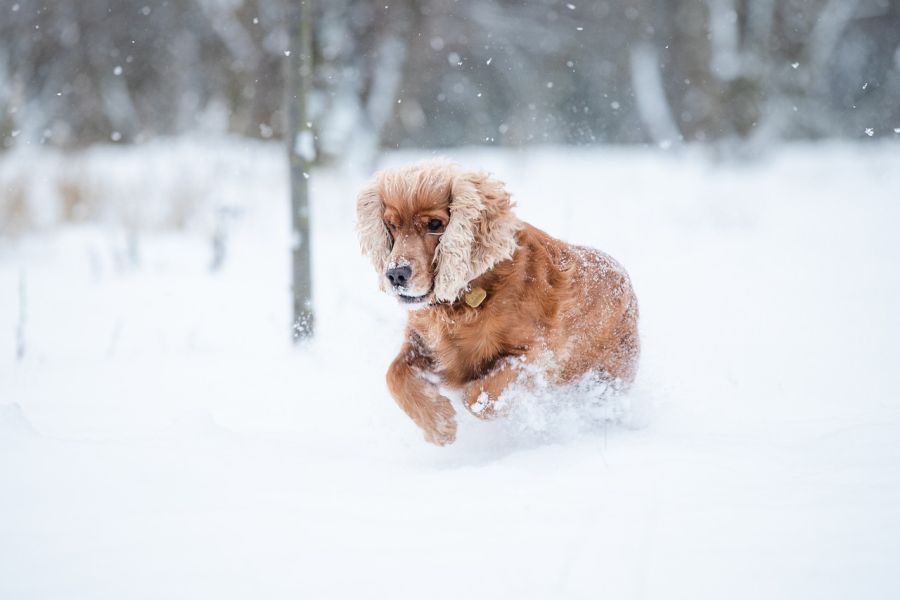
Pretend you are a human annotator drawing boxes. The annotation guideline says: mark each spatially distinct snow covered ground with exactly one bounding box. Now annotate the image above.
[1,139,899,599]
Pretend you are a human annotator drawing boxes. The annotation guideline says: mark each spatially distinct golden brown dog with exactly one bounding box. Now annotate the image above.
[357,160,639,445]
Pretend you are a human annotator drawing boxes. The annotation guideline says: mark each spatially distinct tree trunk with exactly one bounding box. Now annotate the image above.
[286,0,314,340]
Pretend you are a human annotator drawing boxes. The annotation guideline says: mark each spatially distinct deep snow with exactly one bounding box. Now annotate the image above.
[1,140,899,599]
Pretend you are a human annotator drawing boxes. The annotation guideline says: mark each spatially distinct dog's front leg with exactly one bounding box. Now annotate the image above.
[462,356,529,419]
[386,340,457,446]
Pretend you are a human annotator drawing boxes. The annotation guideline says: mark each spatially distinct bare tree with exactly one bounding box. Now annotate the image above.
[286,0,314,340]
[16,270,26,361]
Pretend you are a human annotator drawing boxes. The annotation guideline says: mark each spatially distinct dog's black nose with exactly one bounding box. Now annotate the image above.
[386,265,412,287]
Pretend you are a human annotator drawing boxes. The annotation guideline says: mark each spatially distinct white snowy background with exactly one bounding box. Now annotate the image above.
[1,138,899,599]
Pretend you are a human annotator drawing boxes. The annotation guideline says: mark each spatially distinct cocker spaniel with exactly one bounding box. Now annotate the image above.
[357,160,639,445]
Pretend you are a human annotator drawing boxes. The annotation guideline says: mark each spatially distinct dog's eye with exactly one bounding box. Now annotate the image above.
[427,219,444,233]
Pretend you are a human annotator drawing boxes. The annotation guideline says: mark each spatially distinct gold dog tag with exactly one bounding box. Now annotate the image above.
[464,286,487,308]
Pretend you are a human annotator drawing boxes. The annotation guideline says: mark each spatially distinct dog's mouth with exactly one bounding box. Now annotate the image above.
[396,286,433,305]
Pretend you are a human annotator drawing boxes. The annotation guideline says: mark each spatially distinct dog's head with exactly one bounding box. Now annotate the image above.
[357,160,520,307]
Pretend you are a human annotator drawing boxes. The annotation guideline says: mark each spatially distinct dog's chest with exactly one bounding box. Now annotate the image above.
[412,307,511,386]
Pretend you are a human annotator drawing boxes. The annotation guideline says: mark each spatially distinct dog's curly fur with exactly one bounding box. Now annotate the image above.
[357,160,639,445]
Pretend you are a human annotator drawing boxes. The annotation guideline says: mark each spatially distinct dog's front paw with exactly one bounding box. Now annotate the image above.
[423,396,457,446]
[463,384,505,419]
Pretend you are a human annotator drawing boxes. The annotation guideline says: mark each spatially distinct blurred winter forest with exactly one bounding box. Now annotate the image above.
[2,0,899,157]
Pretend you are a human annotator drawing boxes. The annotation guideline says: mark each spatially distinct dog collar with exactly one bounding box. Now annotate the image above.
[463,286,487,308]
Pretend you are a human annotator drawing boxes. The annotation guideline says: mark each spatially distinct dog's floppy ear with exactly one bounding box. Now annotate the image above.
[356,178,392,289]
[433,171,520,302]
